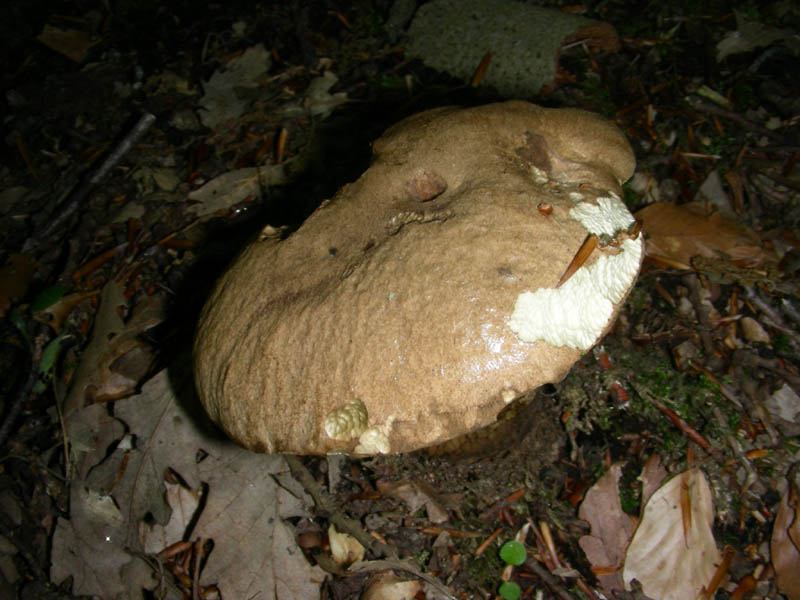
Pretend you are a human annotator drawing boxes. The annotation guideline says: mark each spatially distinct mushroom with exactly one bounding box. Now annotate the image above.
[193,100,642,456]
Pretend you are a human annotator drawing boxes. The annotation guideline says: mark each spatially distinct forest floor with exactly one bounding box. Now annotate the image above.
[1,1,799,599]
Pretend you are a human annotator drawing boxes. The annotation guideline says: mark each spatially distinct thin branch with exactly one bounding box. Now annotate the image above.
[0,329,44,449]
[686,97,784,142]
[24,112,156,251]
[284,454,399,560]
[523,557,579,600]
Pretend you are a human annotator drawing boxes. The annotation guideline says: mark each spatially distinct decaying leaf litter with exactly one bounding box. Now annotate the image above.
[1,1,800,598]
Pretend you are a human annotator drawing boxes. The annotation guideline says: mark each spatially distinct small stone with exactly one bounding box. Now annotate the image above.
[740,316,770,343]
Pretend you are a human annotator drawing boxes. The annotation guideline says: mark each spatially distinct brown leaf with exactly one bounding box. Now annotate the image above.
[62,282,164,415]
[54,366,325,598]
[34,289,99,333]
[377,479,451,524]
[636,202,773,268]
[772,489,800,600]
[623,468,720,600]
[578,464,635,594]
[36,24,97,62]
[139,479,202,555]
[328,524,365,567]
[362,571,422,600]
[638,454,667,511]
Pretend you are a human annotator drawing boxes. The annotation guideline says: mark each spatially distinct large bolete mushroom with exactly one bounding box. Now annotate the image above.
[194,100,642,455]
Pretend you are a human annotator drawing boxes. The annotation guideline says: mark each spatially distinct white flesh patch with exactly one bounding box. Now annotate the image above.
[509,238,642,350]
[568,194,633,237]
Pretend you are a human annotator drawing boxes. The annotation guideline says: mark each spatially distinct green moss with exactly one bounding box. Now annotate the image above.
[463,540,504,587]
[582,336,731,462]
[618,466,641,515]
[413,549,430,565]
[783,438,800,453]
[773,333,791,353]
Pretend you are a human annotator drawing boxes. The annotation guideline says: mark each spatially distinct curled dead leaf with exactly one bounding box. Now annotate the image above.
[636,202,774,268]
[362,571,422,600]
[623,468,720,600]
[578,463,634,594]
[34,290,99,333]
[328,524,365,568]
[771,472,800,600]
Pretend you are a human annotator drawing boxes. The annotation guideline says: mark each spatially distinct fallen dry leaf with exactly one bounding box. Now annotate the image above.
[187,167,265,217]
[636,202,771,268]
[51,485,151,597]
[623,468,720,600]
[36,24,98,62]
[771,484,800,600]
[361,571,422,600]
[33,289,99,333]
[186,150,314,217]
[578,464,635,594]
[62,281,163,416]
[716,10,796,61]
[64,402,126,480]
[329,524,366,567]
[139,478,202,555]
[53,364,325,599]
[198,44,272,131]
[638,454,668,510]
[377,479,450,524]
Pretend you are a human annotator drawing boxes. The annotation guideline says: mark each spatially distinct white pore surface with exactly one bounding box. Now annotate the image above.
[509,237,643,350]
[568,194,634,237]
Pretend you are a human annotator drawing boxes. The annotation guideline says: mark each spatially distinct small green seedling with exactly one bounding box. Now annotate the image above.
[499,540,526,566]
[498,540,527,600]
[498,580,521,600]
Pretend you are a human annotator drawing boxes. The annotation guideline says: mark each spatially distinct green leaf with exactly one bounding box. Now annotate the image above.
[498,581,521,600]
[39,333,69,376]
[10,308,29,343]
[31,284,69,313]
[499,540,526,566]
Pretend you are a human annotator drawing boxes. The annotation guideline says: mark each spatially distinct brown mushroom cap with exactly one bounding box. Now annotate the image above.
[193,100,639,455]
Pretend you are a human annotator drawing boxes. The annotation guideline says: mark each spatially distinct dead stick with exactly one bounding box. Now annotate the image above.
[0,326,45,448]
[523,557,577,600]
[686,97,784,142]
[25,112,156,250]
[284,454,398,560]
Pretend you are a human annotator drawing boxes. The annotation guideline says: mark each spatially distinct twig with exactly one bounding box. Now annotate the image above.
[686,97,784,142]
[744,286,800,349]
[713,407,757,496]
[474,526,503,557]
[350,559,458,600]
[0,517,47,581]
[692,365,743,409]
[523,557,579,600]
[683,273,716,357]
[192,538,204,600]
[24,112,156,251]
[0,328,45,449]
[653,400,721,460]
[630,381,722,461]
[738,375,780,446]
[284,454,398,560]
